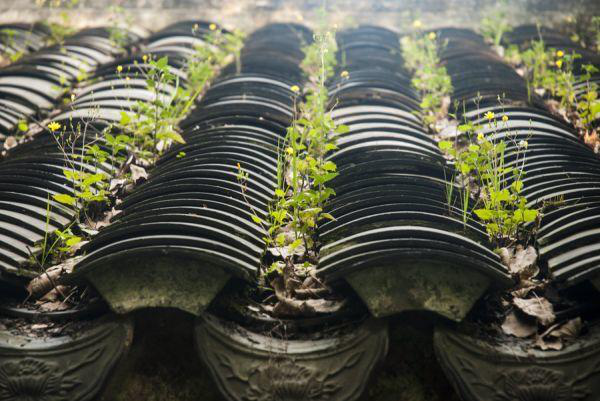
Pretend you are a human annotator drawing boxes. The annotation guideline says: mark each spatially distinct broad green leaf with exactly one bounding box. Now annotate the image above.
[119,111,131,126]
[336,124,350,134]
[251,215,263,225]
[53,193,76,206]
[66,236,82,247]
[275,189,285,198]
[474,208,494,220]
[523,209,538,222]
[322,161,337,171]
[155,56,169,69]
[512,180,524,193]
[289,238,303,250]
[438,140,453,151]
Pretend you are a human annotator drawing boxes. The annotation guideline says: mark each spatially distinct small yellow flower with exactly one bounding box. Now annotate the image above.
[290,85,300,93]
[209,23,217,31]
[70,93,75,102]
[556,50,564,57]
[236,162,241,169]
[502,115,509,122]
[428,32,436,40]
[412,20,423,29]
[340,70,349,78]
[485,111,495,120]
[116,65,123,73]
[519,140,528,148]
[556,59,563,68]
[285,146,294,155]
[142,54,148,63]
[477,132,485,141]
[47,121,61,132]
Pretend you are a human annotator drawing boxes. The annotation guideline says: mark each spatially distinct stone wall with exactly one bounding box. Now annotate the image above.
[0,0,598,33]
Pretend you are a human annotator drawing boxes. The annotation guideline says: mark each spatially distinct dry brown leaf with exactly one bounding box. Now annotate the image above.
[26,256,81,299]
[94,207,121,229]
[39,285,69,302]
[109,178,127,192]
[513,296,555,326]
[501,311,537,338]
[130,164,148,183]
[37,301,70,312]
[500,245,538,277]
[535,335,563,351]
[3,136,17,150]
[547,318,582,340]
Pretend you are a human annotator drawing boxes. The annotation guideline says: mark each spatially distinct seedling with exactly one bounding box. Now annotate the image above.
[401,26,453,126]
[439,111,539,245]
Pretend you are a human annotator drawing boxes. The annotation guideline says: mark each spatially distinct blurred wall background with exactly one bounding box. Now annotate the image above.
[0,0,598,32]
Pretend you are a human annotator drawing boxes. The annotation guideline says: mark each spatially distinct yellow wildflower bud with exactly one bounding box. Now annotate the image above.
[237,162,241,169]
[556,59,563,68]
[209,23,217,31]
[116,65,123,73]
[485,111,495,120]
[340,70,349,78]
[290,85,300,93]
[477,132,485,141]
[285,147,294,155]
[47,121,61,132]
[428,32,436,40]
[502,115,509,122]
[413,20,423,29]
[142,54,148,63]
[556,50,564,57]
[70,93,75,102]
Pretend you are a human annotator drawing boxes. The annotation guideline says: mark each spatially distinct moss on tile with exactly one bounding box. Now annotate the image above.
[346,262,491,321]
[86,255,230,316]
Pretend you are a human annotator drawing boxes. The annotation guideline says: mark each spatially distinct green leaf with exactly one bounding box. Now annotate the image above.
[53,193,76,206]
[119,111,131,126]
[82,173,106,187]
[322,161,337,171]
[155,56,169,70]
[271,209,287,223]
[515,209,538,223]
[438,141,453,151]
[65,236,82,247]
[313,172,338,185]
[336,124,350,134]
[474,209,494,220]
[275,188,285,198]
[491,189,510,203]
[512,180,524,193]
[320,212,336,221]
[251,215,263,225]
[289,238,303,251]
